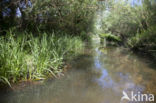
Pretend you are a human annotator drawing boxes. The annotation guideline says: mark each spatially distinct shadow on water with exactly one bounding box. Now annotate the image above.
[71,54,94,70]
[133,51,156,71]
[0,38,156,103]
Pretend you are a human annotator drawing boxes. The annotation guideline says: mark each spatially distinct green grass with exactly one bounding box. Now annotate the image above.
[0,31,84,86]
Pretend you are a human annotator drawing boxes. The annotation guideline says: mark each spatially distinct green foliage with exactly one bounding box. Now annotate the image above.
[101,0,141,37]
[0,31,84,86]
[128,25,156,49]
[100,0,156,56]
[0,0,96,86]
[1,0,98,37]
[11,0,97,34]
[99,33,121,42]
[80,31,91,41]
[100,0,155,38]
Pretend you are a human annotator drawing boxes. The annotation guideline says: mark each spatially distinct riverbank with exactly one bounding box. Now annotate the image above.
[98,33,156,61]
[0,31,84,87]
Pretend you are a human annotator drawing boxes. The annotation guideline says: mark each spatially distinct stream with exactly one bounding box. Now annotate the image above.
[0,37,156,103]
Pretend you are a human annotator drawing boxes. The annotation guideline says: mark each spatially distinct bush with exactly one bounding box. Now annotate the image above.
[128,25,156,49]
[99,33,121,42]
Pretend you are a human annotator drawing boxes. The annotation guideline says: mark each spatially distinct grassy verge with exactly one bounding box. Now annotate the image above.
[0,31,84,87]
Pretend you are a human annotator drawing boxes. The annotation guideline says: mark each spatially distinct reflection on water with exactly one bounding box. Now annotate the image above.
[94,47,145,97]
[0,39,156,103]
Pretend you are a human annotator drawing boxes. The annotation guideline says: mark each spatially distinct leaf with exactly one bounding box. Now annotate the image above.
[0,76,12,87]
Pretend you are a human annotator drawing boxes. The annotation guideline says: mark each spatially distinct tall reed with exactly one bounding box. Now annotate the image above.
[0,31,84,86]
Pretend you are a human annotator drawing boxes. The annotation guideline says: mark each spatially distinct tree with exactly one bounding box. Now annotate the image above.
[0,0,98,34]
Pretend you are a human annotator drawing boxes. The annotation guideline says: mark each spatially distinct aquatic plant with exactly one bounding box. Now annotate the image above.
[99,33,121,42]
[0,31,84,86]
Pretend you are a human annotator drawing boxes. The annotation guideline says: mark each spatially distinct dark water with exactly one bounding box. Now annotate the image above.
[0,39,156,103]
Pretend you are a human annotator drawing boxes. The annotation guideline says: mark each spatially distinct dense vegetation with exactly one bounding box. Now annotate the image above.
[0,31,84,86]
[99,0,156,58]
[0,0,98,86]
[0,0,97,35]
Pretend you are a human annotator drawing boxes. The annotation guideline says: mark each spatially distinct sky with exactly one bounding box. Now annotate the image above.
[130,0,142,5]
[2,0,32,17]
